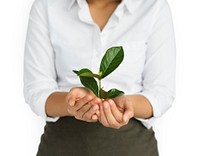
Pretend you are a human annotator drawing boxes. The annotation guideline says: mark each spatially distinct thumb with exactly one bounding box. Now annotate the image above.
[123,110,134,123]
[69,98,76,106]
[67,93,76,106]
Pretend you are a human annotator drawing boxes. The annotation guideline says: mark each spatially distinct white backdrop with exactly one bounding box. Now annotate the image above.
[0,0,200,155]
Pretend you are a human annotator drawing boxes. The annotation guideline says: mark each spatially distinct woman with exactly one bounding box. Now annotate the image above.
[23,0,176,155]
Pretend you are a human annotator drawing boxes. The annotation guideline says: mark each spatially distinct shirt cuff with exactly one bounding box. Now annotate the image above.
[33,88,62,122]
[134,90,161,129]
[134,117,157,129]
[46,116,60,122]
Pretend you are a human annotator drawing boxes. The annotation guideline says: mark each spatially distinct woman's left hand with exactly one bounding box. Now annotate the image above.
[97,95,135,129]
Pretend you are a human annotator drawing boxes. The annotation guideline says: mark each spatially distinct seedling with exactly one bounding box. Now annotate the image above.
[73,46,125,99]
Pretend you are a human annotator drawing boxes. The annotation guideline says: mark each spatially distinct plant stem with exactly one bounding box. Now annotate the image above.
[98,79,101,98]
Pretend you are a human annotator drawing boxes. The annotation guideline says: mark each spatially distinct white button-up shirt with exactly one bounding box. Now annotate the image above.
[23,0,176,129]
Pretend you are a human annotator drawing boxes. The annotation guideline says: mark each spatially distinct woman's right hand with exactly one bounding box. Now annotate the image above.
[66,87,101,122]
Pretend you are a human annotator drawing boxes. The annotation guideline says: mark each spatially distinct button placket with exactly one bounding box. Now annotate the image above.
[91,27,103,74]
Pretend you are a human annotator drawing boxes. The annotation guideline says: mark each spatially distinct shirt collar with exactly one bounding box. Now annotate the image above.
[67,0,76,10]
[66,0,136,15]
[124,0,138,15]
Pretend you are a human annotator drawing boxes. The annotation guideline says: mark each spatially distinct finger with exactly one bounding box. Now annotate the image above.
[91,114,98,120]
[68,88,81,106]
[82,104,99,121]
[74,95,94,111]
[96,110,100,115]
[87,97,101,107]
[99,103,109,127]
[67,87,91,106]
[94,110,100,120]
[108,99,123,123]
[78,96,100,111]
[84,115,98,123]
[117,106,124,113]
[66,92,76,107]
[103,101,121,129]
[122,110,134,125]
[89,97,101,113]
[76,103,92,119]
[75,97,100,121]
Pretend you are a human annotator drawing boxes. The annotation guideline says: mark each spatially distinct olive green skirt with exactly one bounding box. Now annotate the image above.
[36,116,159,156]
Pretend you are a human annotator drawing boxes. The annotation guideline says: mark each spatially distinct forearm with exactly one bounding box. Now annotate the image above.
[45,91,72,118]
[128,95,153,119]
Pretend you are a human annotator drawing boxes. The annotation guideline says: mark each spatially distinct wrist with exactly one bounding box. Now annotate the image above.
[45,91,73,118]
[66,105,73,117]
[130,94,153,119]
[124,95,135,115]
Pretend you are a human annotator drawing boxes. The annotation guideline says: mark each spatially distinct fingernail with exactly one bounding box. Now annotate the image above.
[92,115,97,120]
[108,100,113,106]
[103,102,109,109]
[69,100,73,106]
[124,115,128,122]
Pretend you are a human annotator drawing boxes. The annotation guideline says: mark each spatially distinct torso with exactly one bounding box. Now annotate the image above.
[86,0,122,31]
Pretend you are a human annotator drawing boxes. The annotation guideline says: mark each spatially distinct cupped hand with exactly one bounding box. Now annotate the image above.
[97,95,134,129]
[66,87,101,122]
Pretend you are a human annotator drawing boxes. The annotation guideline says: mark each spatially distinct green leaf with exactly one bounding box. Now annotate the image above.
[99,71,103,77]
[99,88,109,99]
[73,68,99,96]
[73,68,101,80]
[99,46,124,78]
[107,88,124,98]
[77,68,92,76]
[79,76,99,96]
[73,70,79,74]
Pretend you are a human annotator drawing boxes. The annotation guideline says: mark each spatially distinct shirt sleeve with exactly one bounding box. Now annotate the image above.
[135,0,176,129]
[23,0,61,122]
